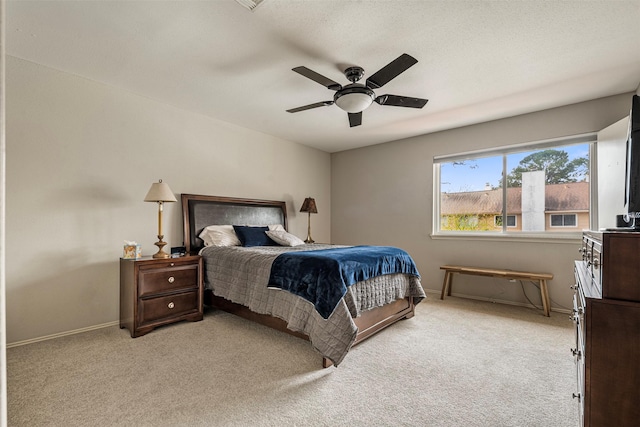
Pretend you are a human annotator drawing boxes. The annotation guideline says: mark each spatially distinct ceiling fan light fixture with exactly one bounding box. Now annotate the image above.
[334,86,375,113]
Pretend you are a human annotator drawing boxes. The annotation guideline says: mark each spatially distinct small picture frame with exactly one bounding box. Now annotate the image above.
[171,246,186,257]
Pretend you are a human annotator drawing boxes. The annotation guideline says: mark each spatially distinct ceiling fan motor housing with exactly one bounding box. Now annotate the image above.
[343,66,365,83]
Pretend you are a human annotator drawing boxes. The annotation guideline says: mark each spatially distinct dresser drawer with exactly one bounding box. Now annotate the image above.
[582,234,602,288]
[138,290,199,325]
[590,242,602,288]
[139,265,198,296]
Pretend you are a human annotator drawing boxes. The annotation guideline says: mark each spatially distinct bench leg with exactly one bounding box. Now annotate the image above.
[441,271,453,300]
[539,279,550,317]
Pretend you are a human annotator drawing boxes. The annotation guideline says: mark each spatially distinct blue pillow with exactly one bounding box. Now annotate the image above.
[232,225,276,247]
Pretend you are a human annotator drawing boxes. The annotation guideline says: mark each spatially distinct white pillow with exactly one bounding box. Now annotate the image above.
[198,225,241,247]
[265,230,305,247]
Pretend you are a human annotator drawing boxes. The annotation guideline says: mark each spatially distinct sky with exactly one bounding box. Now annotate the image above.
[440,143,590,193]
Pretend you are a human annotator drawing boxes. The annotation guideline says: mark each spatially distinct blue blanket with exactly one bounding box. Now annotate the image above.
[268,246,420,319]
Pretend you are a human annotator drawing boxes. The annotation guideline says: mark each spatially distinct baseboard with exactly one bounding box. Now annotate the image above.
[7,320,120,348]
[422,288,571,315]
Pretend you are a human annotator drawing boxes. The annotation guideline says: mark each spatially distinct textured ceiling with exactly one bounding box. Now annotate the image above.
[7,0,640,153]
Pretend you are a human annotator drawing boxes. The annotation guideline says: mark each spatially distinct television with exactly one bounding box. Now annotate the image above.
[621,94,640,228]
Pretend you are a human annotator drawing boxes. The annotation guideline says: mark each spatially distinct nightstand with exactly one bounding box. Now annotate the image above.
[120,255,203,337]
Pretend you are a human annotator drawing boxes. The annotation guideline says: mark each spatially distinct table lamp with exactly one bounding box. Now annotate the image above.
[144,179,177,258]
[299,197,318,243]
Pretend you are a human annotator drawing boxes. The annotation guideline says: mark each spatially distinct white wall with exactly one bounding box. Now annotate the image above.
[1,3,8,423]
[5,56,331,344]
[331,94,633,311]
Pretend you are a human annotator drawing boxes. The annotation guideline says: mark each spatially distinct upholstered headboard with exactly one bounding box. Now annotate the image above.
[181,194,288,253]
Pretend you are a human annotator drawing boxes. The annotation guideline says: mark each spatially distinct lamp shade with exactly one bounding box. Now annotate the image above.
[144,179,177,203]
[300,197,318,214]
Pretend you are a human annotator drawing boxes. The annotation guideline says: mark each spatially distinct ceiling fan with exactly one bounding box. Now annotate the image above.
[286,53,428,128]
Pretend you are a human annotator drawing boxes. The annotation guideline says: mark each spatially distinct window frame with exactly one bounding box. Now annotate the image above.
[495,214,517,228]
[550,213,578,228]
[432,133,596,241]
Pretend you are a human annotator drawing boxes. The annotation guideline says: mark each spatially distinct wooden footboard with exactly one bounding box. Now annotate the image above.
[204,289,415,368]
[353,297,415,344]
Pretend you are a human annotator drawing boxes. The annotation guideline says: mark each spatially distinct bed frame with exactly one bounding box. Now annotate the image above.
[181,194,416,368]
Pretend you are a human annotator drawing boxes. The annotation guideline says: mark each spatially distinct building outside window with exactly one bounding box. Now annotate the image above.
[434,135,593,235]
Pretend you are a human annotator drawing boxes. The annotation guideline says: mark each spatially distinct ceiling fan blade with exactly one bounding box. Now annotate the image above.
[365,54,418,89]
[292,66,342,91]
[374,94,428,109]
[286,101,333,113]
[348,112,362,127]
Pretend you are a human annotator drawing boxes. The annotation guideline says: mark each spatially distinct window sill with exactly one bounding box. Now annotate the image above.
[430,231,583,244]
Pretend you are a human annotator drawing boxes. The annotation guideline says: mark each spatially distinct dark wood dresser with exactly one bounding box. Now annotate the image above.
[573,231,640,426]
[120,255,203,337]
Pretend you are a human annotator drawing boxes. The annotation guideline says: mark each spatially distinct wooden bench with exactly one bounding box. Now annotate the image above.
[440,265,553,316]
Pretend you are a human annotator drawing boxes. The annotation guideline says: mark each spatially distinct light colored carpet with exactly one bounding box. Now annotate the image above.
[7,296,577,426]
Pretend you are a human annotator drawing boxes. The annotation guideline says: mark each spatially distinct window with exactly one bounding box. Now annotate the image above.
[550,214,577,227]
[495,215,516,227]
[434,134,594,236]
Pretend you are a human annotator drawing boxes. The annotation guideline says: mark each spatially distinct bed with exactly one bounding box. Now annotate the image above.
[181,194,425,367]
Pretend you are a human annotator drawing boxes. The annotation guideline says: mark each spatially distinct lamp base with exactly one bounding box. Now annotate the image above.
[152,236,170,259]
[304,212,314,244]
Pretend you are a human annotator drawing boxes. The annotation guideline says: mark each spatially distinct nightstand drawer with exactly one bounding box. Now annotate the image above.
[139,291,199,324]
[139,266,198,296]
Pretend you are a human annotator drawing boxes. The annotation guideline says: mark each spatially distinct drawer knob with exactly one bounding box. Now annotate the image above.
[572,392,581,402]
[168,302,175,309]
[168,276,175,283]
